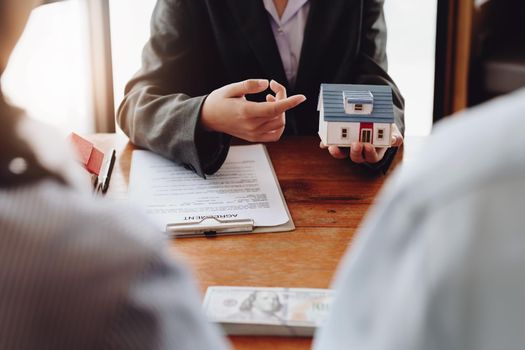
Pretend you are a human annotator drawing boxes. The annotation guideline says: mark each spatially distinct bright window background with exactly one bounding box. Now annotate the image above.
[385,0,437,136]
[110,0,157,112]
[1,1,93,135]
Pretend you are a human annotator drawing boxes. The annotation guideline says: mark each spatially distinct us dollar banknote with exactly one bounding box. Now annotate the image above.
[203,286,333,336]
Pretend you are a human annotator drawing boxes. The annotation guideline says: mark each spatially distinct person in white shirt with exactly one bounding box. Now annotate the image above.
[314,88,525,349]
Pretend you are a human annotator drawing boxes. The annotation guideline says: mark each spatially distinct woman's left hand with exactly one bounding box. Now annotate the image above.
[320,124,403,164]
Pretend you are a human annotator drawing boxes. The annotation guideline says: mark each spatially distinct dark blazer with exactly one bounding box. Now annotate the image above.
[118,0,405,177]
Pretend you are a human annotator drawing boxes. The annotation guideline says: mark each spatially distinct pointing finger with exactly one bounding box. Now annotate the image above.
[222,79,269,97]
[243,94,306,118]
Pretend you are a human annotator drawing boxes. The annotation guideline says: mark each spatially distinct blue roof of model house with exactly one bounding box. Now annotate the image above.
[319,84,395,123]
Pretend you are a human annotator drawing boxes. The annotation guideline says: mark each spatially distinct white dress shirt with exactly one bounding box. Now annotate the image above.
[314,88,525,349]
[262,0,310,87]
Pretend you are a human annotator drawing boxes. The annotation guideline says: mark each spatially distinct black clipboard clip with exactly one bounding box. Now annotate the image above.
[166,216,255,238]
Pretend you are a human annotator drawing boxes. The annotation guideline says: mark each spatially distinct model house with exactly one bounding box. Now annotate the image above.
[318,83,395,147]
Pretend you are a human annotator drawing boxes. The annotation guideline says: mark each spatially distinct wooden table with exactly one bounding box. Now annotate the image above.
[89,134,400,350]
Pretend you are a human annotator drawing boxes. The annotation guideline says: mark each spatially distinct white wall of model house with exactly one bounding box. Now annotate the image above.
[319,121,392,147]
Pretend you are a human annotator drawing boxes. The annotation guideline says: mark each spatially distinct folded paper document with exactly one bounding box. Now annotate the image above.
[128,144,294,237]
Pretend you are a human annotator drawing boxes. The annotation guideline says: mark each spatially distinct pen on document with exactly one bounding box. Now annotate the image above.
[95,149,116,194]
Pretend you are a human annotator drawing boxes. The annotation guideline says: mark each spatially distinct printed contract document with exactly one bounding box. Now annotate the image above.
[129,144,294,236]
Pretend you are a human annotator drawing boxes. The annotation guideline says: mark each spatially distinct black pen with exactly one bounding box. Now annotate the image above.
[97,149,116,194]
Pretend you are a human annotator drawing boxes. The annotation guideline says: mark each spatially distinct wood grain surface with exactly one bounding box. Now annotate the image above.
[89,134,400,350]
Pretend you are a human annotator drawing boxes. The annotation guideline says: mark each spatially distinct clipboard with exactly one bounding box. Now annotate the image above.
[165,146,295,238]
[129,144,295,238]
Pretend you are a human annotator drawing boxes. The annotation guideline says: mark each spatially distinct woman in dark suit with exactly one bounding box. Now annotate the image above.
[118,0,405,178]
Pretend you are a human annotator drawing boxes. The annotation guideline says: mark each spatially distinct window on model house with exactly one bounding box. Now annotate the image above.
[341,128,348,139]
[378,129,384,140]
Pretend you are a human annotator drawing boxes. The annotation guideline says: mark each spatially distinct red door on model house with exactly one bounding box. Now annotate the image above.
[359,122,373,143]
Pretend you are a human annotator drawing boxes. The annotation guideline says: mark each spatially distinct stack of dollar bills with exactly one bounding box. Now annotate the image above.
[203,286,333,336]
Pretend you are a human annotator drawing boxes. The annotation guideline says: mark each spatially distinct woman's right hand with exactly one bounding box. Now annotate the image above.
[200,79,306,142]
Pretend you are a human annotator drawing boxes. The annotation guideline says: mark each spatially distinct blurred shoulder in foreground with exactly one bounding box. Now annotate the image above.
[0,115,229,350]
[314,88,525,350]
